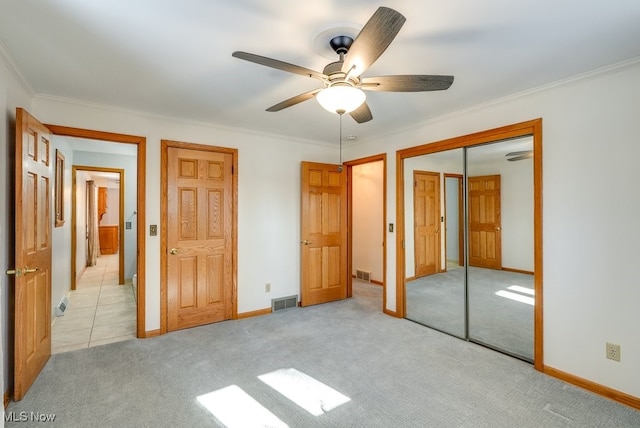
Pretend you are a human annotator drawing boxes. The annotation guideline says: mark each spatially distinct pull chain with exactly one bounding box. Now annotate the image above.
[339,112,343,166]
[337,109,345,172]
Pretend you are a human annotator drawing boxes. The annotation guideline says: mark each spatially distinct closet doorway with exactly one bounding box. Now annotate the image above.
[396,120,543,368]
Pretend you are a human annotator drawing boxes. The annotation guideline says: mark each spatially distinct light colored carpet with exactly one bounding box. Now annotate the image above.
[406,267,534,361]
[5,281,639,427]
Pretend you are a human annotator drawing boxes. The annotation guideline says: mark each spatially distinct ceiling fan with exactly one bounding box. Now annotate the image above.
[505,150,533,161]
[232,7,454,123]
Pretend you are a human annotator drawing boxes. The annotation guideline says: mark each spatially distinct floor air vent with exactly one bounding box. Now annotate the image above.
[55,296,69,317]
[272,295,298,312]
[356,269,371,282]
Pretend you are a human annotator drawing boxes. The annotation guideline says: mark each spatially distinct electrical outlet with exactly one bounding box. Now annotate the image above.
[265,283,271,293]
[606,342,621,362]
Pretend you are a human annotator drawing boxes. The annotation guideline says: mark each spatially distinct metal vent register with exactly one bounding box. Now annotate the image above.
[271,295,298,312]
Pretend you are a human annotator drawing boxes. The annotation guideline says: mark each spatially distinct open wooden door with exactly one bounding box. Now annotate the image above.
[10,108,53,400]
[413,171,441,277]
[468,174,502,269]
[300,162,347,306]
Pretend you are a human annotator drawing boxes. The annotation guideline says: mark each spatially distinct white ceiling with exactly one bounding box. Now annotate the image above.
[1,0,639,145]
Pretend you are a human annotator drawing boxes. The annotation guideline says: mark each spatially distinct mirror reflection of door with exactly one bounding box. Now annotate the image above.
[413,171,441,278]
[467,138,534,361]
[405,149,465,338]
[403,136,535,362]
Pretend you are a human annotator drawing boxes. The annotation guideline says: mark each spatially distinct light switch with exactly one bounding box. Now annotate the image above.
[388,223,394,232]
[150,225,157,236]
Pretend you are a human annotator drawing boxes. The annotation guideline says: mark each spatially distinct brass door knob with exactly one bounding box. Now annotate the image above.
[170,248,179,255]
[6,267,38,277]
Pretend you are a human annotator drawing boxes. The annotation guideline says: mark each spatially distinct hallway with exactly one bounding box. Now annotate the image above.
[52,254,136,353]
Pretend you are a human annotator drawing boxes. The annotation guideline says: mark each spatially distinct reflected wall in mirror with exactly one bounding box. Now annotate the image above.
[397,119,542,367]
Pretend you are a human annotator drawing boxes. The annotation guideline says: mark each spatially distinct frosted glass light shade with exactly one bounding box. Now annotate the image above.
[316,86,366,114]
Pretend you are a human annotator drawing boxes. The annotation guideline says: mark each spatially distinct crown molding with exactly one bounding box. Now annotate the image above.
[0,39,35,97]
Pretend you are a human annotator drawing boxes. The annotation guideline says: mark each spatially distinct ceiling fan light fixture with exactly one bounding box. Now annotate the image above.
[316,85,366,114]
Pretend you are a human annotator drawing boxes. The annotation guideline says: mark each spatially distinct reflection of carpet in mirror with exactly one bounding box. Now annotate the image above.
[406,267,534,361]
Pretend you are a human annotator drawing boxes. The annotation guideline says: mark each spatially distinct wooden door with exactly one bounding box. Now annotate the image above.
[300,162,347,306]
[468,174,502,269]
[413,171,441,277]
[13,108,52,400]
[166,146,233,331]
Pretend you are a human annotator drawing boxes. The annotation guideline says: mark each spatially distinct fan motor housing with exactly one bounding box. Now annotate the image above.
[329,35,353,54]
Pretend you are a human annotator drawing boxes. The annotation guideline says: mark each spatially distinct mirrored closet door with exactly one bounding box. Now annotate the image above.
[402,130,538,363]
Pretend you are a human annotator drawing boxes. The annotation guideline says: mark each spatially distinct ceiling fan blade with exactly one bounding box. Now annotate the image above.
[232,51,327,81]
[349,102,373,123]
[505,150,533,157]
[361,75,454,92]
[266,89,322,112]
[506,153,533,161]
[341,7,406,77]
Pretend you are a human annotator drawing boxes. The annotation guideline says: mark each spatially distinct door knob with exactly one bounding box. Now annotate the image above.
[6,267,38,277]
[300,240,310,245]
[495,227,501,231]
[170,248,179,255]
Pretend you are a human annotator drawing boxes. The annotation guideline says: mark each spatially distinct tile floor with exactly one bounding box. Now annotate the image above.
[52,254,137,354]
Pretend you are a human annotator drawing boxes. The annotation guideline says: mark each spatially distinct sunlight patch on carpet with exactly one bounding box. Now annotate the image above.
[496,290,534,305]
[508,285,534,295]
[258,368,351,416]
[197,385,288,428]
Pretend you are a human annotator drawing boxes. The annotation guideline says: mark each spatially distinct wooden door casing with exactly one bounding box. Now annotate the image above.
[468,174,502,269]
[166,146,234,331]
[14,108,53,401]
[300,162,347,306]
[413,171,441,278]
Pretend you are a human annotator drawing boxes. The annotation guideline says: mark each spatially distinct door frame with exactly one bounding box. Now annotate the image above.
[71,166,125,289]
[395,119,543,370]
[159,139,238,334]
[443,173,464,269]
[46,125,147,338]
[344,154,387,312]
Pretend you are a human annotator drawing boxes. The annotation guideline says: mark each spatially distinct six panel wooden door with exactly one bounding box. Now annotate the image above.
[413,171,441,278]
[13,108,53,400]
[166,146,233,331]
[468,174,502,269]
[300,162,347,306]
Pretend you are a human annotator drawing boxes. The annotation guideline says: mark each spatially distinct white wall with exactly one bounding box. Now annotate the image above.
[50,140,73,321]
[352,161,384,283]
[345,60,640,398]
[31,97,338,332]
[0,47,33,405]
